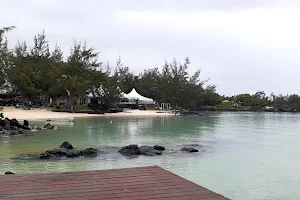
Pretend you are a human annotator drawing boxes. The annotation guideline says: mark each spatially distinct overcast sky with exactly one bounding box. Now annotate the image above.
[1,0,300,96]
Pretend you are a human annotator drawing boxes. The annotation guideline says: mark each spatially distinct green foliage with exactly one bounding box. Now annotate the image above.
[222,91,300,112]
[136,68,160,100]
[99,63,122,108]
[0,112,3,118]
[0,26,15,88]
[74,104,89,110]
[233,91,268,107]
[154,57,208,109]
[146,107,159,111]
[114,56,135,93]
[202,85,222,106]
[8,32,61,99]
[53,105,69,110]
[63,41,102,109]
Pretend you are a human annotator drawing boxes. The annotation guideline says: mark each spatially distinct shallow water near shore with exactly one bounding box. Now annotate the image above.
[1,112,300,200]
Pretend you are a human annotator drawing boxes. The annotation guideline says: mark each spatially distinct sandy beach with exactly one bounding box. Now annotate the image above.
[1,107,173,121]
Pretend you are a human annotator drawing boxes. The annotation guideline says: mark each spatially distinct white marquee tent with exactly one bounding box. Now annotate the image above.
[121,88,155,105]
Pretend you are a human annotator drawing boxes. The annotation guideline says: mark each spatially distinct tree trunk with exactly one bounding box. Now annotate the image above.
[67,96,76,110]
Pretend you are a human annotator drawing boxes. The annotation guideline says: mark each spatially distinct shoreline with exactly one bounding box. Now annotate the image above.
[2,107,293,121]
[2,107,174,121]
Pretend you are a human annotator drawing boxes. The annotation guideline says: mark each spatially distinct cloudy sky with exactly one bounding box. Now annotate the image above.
[1,0,300,96]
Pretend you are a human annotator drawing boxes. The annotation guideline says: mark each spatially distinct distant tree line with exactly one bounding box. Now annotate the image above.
[1,27,300,112]
[222,91,300,112]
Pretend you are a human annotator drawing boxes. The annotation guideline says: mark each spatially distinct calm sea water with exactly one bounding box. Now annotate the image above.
[1,112,300,200]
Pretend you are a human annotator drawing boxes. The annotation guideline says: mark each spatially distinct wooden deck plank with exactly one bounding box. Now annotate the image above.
[0,179,190,197]
[0,166,163,182]
[0,166,230,200]
[3,179,187,194]
[4,185,204,199]
[0,174,183,194]
[0,172,177,190]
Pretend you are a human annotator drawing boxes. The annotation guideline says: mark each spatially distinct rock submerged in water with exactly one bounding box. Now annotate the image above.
[39,142,97,159]
[31,123,56,132]
[24,120,29,127]
[5,171,14,175]
[118,144,140,156]
[8,130,25,135]
[153,145,165,151]
[118,144,165,157]
[59,141,74,149]
[190,144,202,147]
[0,118,27,136]
[40,148,81,159]
[40,123,55,130]
[140,145,163,156]
[81,148,98,157]
[0,118,56,136]
[15,142,204,161]
[180,147,199,152]
[3,118,30,130]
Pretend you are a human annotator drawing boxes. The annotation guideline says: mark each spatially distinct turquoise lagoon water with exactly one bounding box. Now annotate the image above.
[0,112,300,200]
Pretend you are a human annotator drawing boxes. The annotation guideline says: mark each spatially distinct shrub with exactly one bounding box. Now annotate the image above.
[249,106,263,111]
[146,107,159,111]
[74,104,89,110]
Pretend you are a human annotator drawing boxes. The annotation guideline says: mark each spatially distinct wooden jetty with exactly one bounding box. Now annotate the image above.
[0,166,230,200]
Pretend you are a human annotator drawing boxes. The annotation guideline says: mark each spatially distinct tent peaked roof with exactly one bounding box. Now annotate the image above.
[124,88,154,103]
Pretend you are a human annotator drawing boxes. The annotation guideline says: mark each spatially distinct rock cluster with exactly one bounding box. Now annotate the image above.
[0,118,29,135]
[118,144,166,157]
[39,142,98,159]
[0,118,56,136]
[14,142,203,161]
[31,123,56,131]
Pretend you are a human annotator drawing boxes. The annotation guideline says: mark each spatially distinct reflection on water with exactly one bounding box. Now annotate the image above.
[1,113,300,200]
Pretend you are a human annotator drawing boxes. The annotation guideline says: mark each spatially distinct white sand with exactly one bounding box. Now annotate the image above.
[2,107,173,121]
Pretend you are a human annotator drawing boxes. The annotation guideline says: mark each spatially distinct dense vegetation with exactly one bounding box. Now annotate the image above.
[1,27,300,112]
[219,92,300,112]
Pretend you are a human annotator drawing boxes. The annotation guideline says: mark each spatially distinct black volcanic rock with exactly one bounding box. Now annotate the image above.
[81,148,98,157]
[118,144,165,157]
[153,145,165,151]
[59,142,74,149]
[139,145,163,156]
[0,117,47,137]
[38,143,98,159]
[181,147,199,152]
[40,148,81,159]
[118,144,140,156]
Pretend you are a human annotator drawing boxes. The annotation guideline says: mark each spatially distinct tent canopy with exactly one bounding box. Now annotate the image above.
[122,88,154,104]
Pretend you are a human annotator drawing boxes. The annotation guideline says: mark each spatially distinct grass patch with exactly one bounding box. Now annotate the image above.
[74,104,89,110]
